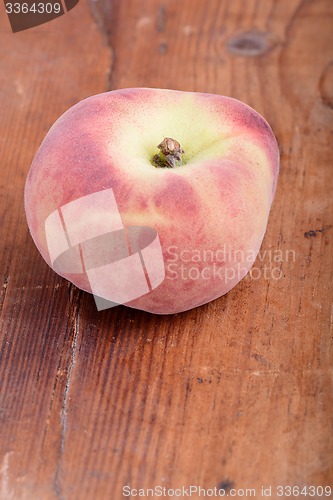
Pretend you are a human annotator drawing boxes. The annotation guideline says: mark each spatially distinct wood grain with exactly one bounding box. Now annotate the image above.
[0,0,332,498]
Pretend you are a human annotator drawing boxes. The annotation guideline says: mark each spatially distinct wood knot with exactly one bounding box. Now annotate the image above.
[227,31,273,56]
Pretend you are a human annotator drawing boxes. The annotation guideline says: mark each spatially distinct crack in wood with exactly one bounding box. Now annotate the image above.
[156,5,166,33]
[87,0,115,91]
[0,275,9,317]
[53,287,82,500]
[304,226,331,238]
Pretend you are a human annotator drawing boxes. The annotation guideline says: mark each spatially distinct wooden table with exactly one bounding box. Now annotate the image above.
[1,1,332,498]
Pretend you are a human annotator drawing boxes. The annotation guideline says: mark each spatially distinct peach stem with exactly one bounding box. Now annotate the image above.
[152,137,185,168]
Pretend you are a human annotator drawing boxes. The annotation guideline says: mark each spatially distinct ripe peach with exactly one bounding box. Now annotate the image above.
[24,88,279,314]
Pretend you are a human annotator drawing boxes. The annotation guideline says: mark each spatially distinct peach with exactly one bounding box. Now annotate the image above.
[24,88,279,314]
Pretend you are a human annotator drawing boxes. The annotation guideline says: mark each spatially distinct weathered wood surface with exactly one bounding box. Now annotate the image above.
[0,0,332,498]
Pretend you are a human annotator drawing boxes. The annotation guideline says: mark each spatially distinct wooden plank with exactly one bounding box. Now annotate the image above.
[1,0,332,498]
